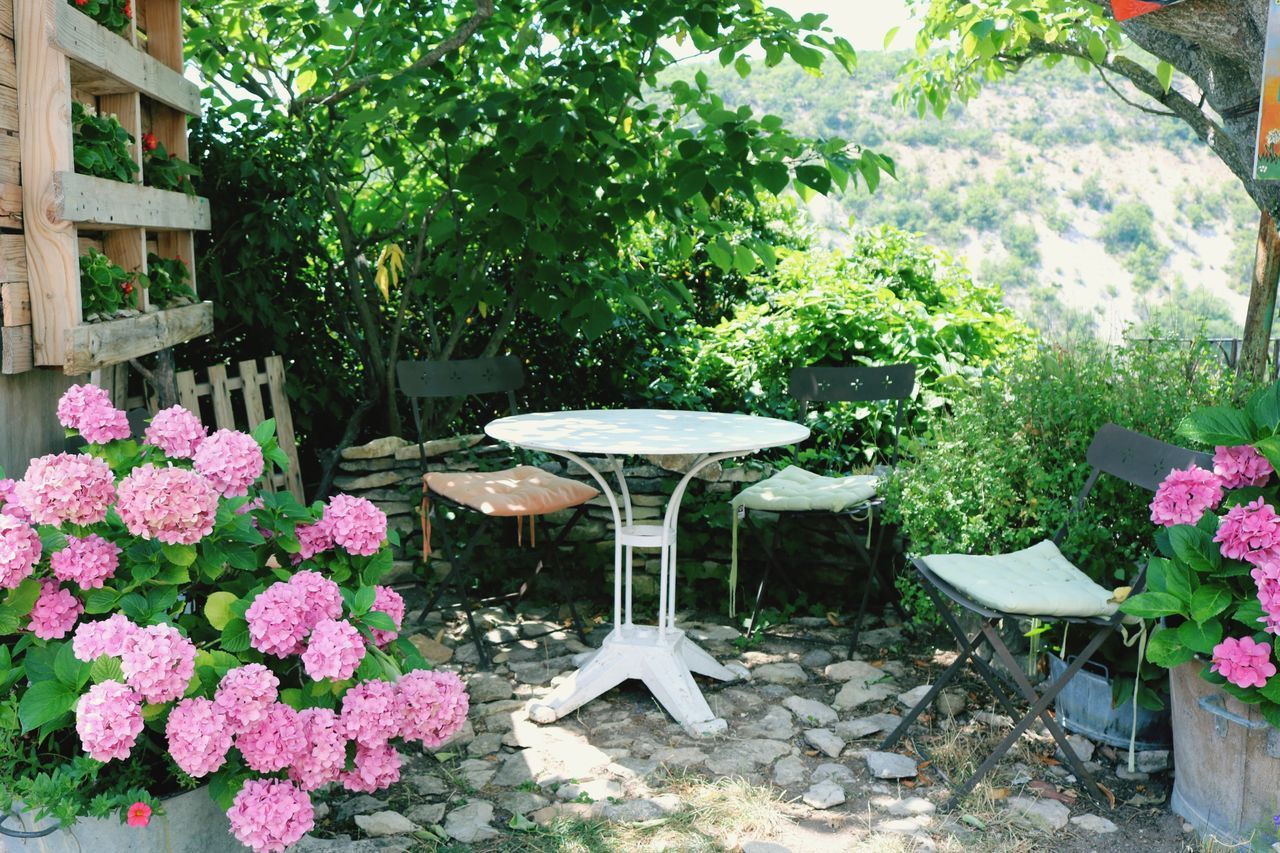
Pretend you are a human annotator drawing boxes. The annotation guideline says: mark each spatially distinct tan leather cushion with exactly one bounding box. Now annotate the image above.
[425,465,599,516]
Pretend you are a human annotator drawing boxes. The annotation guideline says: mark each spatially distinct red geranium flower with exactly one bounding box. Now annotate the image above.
[124,0,133,20]
[141,132,158,153]
[126,802,151,828]
[74,0,87,6]
[122,281,133,295]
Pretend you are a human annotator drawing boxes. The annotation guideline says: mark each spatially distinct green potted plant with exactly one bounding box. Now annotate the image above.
[80,248,136,320]
[1122,380,1280,846]
[0,384,468,852]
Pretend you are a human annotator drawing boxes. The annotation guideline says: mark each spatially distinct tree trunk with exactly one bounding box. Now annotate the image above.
[153,347,179,409]
[1239,210,1280,381]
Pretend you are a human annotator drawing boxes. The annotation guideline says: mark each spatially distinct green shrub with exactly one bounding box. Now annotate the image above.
[1099,200,1159,255]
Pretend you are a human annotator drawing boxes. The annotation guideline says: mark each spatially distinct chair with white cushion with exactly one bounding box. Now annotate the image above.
[397,357,599,667]
[732,364,915,651]
[880,423,1210,810]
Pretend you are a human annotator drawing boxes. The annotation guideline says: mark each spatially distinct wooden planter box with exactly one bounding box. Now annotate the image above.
[0,0,211,375]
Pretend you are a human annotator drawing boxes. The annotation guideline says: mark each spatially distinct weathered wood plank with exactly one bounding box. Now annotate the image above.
[206,362,234,430]
[238,359,266,425]
[0,37,18,90]
[77,235,102,254]
[140,0,180,70]
[155,230,195,294]
[0,181,21,228]
[175,367,198,415]
[1,322,30,373]
[0,0,14,39]
[64,300,212,375]
[265,355,304,499]
[15,0,78,365]
[0,133,19,186]
[99,91,147,310]
[0,235,26,281]
[1,279,27,325]
[56,172,210,231]
[52,0,200,115]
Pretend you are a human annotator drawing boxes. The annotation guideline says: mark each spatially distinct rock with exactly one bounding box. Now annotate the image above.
[865,751,919,779]
[684,624,741,642]
[436,719,474,750]
[406,803,446,826]
[292,838,411,853]
[858,627,904,648]
[337,794,387,822]
[876,795,936,817]
[706,739,791,775]
[498,790,551,816]
[467,732,504,757]
[800,648,835,669]
[493,752,536,787]
[458,758,497,788]
[752,663,808,685]
[600,795,682,822]
[833,680,895,711]
[404,774,447,797]
[824,660,885,683]
[354,811,420,837]
[1071,814,1118,833]
[1136,749,1171,773]
[875,816,932,835]
[313,802,330,821]
[1058,735,1094,764]
[802,779,847,809]
[333,471,404,491]
[773,755,807,787]
[408,633,454,664]
[740,706,797,740]
[1005,796,1070,832]
[467,672,514,703]
[530,802,602,825]
[650,746,707,766]
[812,763,858,791]
[444,801,499,843]
[782,696,838,726]
[394,434,485,460]
[973,710,1013,728]
[608,756,662,783]
[937,688,967,717]
[835,713,901,740]
[897,684,932,710]
[1115,763,1150,781]
[804,728,846,759]
[556,778,624,802]
[741,842,793,853]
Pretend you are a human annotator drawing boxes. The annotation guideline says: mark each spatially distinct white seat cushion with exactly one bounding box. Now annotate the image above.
[731,465,880,513]
[921,540,1118,619]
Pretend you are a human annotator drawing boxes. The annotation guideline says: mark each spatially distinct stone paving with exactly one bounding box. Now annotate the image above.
[294,607,1193,852]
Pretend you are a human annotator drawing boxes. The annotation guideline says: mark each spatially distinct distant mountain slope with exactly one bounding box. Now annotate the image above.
[681,51,1255,341]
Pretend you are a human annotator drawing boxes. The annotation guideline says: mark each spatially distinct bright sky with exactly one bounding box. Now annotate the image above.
[765,0,920,52]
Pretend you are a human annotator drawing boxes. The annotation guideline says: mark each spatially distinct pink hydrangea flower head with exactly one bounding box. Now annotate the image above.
[16,453,115,526]
[226,779,314,853]
[115,464,218,545]
[166,697,232,778]
[1215,497,1280,565]
[72,613,138,661]
[1150,465,1223,528]
[213,664,280,733]
[28,580,83,640]
[57,384,130,444]
[324,494,387,556]
[288,708,347,790]
[1255,558,1280,633]
[50,534,120,589]
[192,429,264,497]
[1214,444,1274,489]
[0,512,41,589]
[287,570,343,631]
[341,742,402,793]
[143,405,207,459]
[294,518,334,561]
[119,623,196,704]
[369,586,404,647]
[75,680,143,762]
[245,582,310,657]
[1211,635,1278,689]
[0,478,29,522]
[301,618,365,682]
[398,669,470,747]
[235,702,306,773]
[340,679,405,746]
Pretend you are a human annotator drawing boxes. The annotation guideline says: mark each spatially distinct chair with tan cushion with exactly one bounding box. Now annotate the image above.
[398,357,599,668]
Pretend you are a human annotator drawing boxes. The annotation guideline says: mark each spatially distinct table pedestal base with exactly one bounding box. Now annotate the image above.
[527,625,739,737]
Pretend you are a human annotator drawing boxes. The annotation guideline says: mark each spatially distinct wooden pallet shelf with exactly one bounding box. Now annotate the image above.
[55,171,210,230]
[9,0,211,374]
[65,299,210,374]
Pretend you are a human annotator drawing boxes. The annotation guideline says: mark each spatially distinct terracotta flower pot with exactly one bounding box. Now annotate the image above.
[1,788,239,853]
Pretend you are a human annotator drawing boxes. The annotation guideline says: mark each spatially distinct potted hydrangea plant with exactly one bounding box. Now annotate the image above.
[0,384,468,852]
[1122,381,1280,845]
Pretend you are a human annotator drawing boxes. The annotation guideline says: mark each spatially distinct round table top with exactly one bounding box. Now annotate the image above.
[485,409,809,456]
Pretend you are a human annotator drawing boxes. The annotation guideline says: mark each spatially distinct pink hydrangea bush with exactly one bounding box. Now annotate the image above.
[1214,444,1274,489]
[1211,636,1277,689]
[1149,465,1223,527]
[4,383,464,852]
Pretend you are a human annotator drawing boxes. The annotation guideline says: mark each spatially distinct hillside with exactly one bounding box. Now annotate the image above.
[684,52,1254,342]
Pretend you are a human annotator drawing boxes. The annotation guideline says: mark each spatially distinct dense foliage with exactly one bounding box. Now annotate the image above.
[80,248,136,319]
[72,103,138,184]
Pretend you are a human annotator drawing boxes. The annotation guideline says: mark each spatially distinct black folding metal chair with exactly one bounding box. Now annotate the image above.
[397,356,598,668]
[738,364,916,653]
[880,423,1210,810]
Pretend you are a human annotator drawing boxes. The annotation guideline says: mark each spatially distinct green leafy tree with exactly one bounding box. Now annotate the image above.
[184,0,891,491]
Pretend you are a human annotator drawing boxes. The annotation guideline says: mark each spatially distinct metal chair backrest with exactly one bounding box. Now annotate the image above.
[396,356,525,469]
[787,364,917,466]
[1055,422,1211,542]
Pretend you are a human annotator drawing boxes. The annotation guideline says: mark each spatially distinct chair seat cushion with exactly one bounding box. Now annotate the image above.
[921,540,1118,619]
[731,465,881,513]
[426,466,599,516]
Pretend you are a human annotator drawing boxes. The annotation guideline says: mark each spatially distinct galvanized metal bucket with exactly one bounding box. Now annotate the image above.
[1170,660,1280,849]
[1,787,240,853]
[1047,652,1172,750]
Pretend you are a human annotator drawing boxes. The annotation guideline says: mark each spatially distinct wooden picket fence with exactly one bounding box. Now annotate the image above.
[108,354,304,500]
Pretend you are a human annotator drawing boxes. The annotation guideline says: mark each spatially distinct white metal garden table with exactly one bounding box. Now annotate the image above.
[485,409,809,736]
